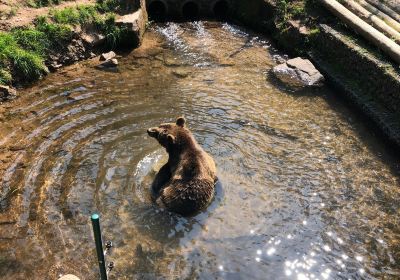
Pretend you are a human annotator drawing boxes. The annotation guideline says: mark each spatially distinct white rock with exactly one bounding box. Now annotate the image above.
[58,274,80,280]
[100,51,116,61]
[272,57,324,88]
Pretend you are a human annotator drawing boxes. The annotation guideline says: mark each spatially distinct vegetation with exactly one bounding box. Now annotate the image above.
[0,2,126,86]
[276,0,320,26]
[0,31,47,84]
[31,0,63,8]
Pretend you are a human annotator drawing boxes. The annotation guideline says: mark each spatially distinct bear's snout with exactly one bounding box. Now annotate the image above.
[147,127,158,138]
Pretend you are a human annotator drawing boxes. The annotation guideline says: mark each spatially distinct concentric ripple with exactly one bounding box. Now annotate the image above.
[0,22,399,280]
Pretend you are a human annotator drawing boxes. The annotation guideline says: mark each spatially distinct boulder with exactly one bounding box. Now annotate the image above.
[272,57,324,88]
[100,51,116,61]
[115,8,147,47]
[81,32,105,47]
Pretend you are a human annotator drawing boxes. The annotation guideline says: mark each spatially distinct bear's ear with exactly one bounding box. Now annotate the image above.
[176,117,186,127]
[167,134,176,144]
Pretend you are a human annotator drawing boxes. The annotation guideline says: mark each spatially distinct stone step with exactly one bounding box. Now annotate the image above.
[312,24,400,148]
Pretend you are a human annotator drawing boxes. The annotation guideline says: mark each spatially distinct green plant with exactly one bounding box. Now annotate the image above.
[51,5,98,25]
[9,6,18,17]
[26,0,38,8]
[95,0,121,13]
[95,13,127,49]
[35,16,73,44]
[12,28,49,55]
[0,32,47,82]
[34,0,61,8]
[9,49,46,80]
[277,0,289,23]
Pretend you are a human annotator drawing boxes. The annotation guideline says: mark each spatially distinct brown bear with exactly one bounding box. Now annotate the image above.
[147,117,217,215]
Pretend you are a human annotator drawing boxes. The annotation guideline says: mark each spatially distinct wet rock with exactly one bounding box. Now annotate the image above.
[100,51,116,61]
[272,57,324,88]
[48,61,63,71]
[172,69,191,78]
[8,145,26,151]
[0,85,17,101]
[100,58,119,68]
[115,8,147,47]
[59,39,87,65]
[58,275,80,280]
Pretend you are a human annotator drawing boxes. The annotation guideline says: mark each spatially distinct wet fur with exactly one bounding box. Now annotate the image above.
[147,117,217,215]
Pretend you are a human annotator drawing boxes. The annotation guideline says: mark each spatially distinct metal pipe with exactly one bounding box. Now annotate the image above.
[91,213,108,280]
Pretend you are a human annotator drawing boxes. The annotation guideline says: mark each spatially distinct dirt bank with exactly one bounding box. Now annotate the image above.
[0,0,95,31]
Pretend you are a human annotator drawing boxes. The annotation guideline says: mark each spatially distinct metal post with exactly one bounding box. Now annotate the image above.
[91,213,108,280]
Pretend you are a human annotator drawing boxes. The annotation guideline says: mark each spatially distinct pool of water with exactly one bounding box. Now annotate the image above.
[0,22,399,280]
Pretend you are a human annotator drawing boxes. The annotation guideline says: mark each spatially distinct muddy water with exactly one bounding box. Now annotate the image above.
[0,22,400,280]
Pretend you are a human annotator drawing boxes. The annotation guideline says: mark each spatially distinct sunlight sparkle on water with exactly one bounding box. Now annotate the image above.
[355,255,363,262]
[323,245,331,252]
[321,268,331,279]
[218,265,223,271]
[267,247,276,256]
[297,273,308,280]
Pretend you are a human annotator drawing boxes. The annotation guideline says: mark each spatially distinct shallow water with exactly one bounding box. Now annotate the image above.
[0,22,400,280]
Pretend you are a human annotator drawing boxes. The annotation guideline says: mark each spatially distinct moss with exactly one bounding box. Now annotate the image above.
[0,69,12,85]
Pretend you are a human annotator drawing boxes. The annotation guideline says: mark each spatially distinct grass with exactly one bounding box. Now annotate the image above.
[0,3,127,86]
[33,0,63,8]
[95,0,121,13]
[50,5,99,25]
[0,32,47,84]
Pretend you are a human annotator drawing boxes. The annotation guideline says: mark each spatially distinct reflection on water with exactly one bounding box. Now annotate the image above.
[0,21,399,280]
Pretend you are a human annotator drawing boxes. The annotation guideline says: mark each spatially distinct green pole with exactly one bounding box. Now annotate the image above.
[91,213,108,280]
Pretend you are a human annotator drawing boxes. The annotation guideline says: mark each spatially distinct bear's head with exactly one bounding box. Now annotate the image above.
[147,117,188,150]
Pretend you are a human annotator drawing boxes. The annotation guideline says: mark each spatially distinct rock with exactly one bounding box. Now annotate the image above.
[172,69,191,78]
[81,32,105,47]
[115,8,147,47]
[103,58,118,67]
[48,61,63,71]
[97,58,119,69]
[272,57,324,87]
[58,275,80,280]
[100,51,116,61]
[0,85,17,101]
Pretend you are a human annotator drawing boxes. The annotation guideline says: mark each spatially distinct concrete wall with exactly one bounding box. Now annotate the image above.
[146,0,234,20]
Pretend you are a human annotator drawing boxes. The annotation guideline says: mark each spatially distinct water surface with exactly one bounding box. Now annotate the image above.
[0,22,399,280]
